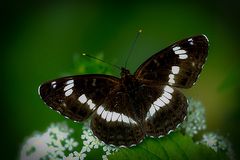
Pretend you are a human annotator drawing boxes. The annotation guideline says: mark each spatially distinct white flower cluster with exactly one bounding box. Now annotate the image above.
[197,132,235,160]
[20,98,234,160]
[20,122,119,160]
[199,132,227,152]
[20,123,79,160]
[180,98,206,137]
[80,121,119,160]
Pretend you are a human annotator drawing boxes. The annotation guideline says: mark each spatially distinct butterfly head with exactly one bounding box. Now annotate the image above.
[120,67,131,78]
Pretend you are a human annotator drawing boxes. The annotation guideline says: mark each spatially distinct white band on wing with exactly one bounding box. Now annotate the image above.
[145,85,174,120]
[96,105,137,124]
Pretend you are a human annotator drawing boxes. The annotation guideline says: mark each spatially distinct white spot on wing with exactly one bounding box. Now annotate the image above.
[51,81,57,89]
[66,79,74,84]
[168,79,175,84]
[64,116,69,119]
[146,85,175,121]
[153,98,165,107]
[38,85,41,96]
[145,103,162,120]
[149,105,156,116]
[64,83,74,91]
[86,99,95,110]
[153,104,160,111]
[171,66,180,74]
[97,106,104,115]
[175,49,187,55]
[169,74,174,79]
[111,112,120,122]
[145,112,150,120]
[101,110,108,119]
[160,96,170,104]
[106,111,113,122]
[97,108,136,124]
[172,46,188,60]
[122,114,130,124]
[202,34,209,42]
[168,74,175,84]
[65,89,73,96]
[129,117,137,124]
[163,91,172,100]
[179,54,188,59]
[173,46,180,51]
[168,130,173,134]
[117,114,122,122]
[164,85,174,93]
[78,94,87,104]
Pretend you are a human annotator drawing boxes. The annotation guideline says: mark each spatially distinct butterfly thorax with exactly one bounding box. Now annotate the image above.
[120,68,139,92]
[120,67,131,78]
[119,67,146,121]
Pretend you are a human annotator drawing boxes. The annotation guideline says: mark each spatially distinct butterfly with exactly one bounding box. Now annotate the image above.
[38,35,209,147]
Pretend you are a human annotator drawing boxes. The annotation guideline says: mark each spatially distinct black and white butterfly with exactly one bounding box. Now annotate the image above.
[39,35,208,147]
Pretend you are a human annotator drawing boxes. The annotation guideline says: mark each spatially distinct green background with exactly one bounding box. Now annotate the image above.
[2,1,240,159]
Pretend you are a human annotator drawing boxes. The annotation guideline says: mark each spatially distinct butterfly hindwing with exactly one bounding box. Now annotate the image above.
[91,86,145,147]
[39,75,119,122]
[143,84,187,137]
[135,35,208,88]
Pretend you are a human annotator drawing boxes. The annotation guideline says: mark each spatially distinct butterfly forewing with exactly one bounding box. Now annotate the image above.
[39,75,119,121]
[135,35,208,88]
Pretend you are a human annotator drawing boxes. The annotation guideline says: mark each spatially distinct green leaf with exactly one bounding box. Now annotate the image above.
[108,132,229,160]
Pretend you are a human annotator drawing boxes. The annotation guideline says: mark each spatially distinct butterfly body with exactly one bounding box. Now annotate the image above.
[119,68,138,92]
[39,35,208,147]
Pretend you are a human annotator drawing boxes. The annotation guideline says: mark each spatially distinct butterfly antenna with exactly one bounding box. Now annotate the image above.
[124,29,142,68]
[82,53,121,70]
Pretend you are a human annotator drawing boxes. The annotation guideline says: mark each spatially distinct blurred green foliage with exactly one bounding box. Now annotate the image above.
[2,1,240,159]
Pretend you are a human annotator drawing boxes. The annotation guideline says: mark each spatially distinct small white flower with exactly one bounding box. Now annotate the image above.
[20,122,76,160]
[48,125,60,134]
[80,153,87,160]
[55,148,65,157]
[180,98,206,137]
[198,132,233,154]
[81,144,91,153]
[203,134,217,149]
[63,153,79,160]
[65,138,78,151]
[103,145,119,156]
[59,132,69,140]
[73,151,81,157]
[79,121,119,159]
[102,155,108,160]
[52,139,64,148]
